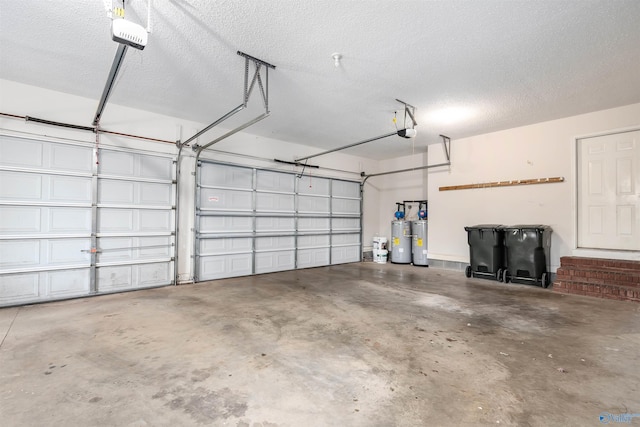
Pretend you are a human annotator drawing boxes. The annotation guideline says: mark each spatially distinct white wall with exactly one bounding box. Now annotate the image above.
[428,103,640,272]
[0,79,379,282]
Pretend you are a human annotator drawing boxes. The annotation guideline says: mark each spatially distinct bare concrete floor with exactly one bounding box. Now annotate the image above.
[1,263,639,427]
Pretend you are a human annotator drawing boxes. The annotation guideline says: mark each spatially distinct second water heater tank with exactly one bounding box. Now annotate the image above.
[411,220,428,266]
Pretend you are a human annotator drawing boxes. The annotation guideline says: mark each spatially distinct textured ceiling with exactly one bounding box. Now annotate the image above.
[1,1,640,160]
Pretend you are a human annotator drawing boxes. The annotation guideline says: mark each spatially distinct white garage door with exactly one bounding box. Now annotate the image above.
[96,149,175,292]
[195,161,361,281]
[0,135,175,307]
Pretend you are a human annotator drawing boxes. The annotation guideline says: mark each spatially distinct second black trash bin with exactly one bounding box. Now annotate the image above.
[464,225,505,281]
[502,225,552,287]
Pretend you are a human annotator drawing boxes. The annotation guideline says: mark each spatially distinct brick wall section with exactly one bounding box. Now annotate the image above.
[553,257,640,302]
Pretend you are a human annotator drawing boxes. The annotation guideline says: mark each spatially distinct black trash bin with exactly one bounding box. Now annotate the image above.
[464,225,506,281]
[502,225,552,287]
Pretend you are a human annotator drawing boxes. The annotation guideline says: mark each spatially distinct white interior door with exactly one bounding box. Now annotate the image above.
[578,130,640,250]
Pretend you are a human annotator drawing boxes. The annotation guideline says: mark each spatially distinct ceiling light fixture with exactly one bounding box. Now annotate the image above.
[332,52,342,67]
[428,106,475,125]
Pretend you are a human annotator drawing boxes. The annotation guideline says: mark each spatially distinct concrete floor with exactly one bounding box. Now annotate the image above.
[1,263,639,427]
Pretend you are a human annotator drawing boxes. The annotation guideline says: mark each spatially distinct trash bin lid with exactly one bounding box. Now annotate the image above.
[464,224,504,231]
[504,225,552,231]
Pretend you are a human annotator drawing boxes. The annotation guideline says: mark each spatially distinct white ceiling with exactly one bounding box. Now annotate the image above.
[1,1,639,160]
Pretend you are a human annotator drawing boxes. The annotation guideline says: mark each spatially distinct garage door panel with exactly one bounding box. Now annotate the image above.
[256,192,294,212]
[0,206,91,235]
[98,209,133,232]
[332,218,360,231]
[298,235,330,248]
[199,237,252,256]
[139,210,172,232]
[0,171,42,200]
[0,273,40,303]
[298,217,330,231]
[255,251,295,274]
[138,236,173,257]
[0,240,40,269]
[200,188,252,211]
[1,137,93,172]
[255,236,295,251]
[48,239,91,265]
[0,238,90,278]
[97,263,173,292]
[0,269,91,305]
[98,209,172,234]
[139,156,173,180]
[0,207,41,234]
[298,195,330,213]
[0,137,44,168]
[0,206,91,236]
[98,180,135,204]
[256,217,294,233]
[332,181,360,198]
[332,198,360,215]
[97,265,133,290]
[297,176,329,196]
[198,254,252,280]
[50,144,93,173]
[297,248,330,268]
[99,151,134,176]
[199,216,252,234]
[99,151,173,181]
[50,176,92,203]
[139,182,172,205]
[48,269,90,296]
[97,237,133,262]
[99,180,172,206]
[256,170,294,192]
[51,207,92,233]
[200,163,253,189]
[332,234,360,245]
[331,245,360,264]
[97,236,172,262]
[0,172,92,207]
[138,262,173,286]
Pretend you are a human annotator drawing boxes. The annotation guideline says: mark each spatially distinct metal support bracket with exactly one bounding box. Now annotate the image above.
[396,98,417,128]
[185,51,275,150]
[440,134,451,162]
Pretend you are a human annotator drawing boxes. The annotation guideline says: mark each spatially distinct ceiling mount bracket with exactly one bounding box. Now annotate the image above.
[440,134,451,161]
[396,98,417,128]
[185,51,276,151]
